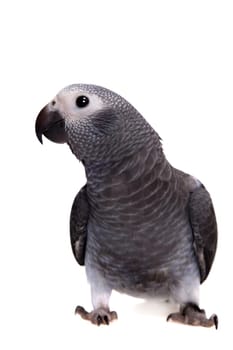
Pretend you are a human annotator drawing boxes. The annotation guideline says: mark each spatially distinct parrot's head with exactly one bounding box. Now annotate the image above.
[35,84,155,163]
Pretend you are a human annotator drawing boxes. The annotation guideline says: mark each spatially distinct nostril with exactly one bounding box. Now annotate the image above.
[51,100,56,106]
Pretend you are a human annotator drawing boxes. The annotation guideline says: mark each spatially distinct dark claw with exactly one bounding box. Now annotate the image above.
[104,315,109,325]
[111,311,118,320]
[212,314,218,330]
[167,304,218,329]
[75,305,118,326]
[97,315,102,326]
[75,305,87,315]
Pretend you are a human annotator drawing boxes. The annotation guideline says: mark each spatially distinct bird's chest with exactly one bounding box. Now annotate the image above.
[85,160,192,292]
[87,165,188,235]
[86,212,193,295]
[86,183,191,275]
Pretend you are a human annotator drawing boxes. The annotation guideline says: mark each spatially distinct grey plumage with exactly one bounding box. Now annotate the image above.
[188,185,217,283]
[35,84,218,327]
[70,185,88,266]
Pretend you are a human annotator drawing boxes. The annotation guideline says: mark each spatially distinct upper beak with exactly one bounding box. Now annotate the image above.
[35,105,67,144]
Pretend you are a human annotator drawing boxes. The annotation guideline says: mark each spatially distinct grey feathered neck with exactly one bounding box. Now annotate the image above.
[66,86,163,165]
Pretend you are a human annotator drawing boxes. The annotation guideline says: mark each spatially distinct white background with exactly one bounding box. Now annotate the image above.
[1,0,233,349]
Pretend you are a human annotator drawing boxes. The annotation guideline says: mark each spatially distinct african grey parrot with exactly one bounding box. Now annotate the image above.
[35,84,218,328]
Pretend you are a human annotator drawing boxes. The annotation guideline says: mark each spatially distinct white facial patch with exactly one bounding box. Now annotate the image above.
[51,89,105,121]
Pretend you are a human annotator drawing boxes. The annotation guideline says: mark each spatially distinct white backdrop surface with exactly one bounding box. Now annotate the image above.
[0,1,232,349]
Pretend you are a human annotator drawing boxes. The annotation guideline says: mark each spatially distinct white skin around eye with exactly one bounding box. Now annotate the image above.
[54,90,105,121]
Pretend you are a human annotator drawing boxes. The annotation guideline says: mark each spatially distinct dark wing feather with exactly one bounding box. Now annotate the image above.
[70,185,89,265]
[188,185,218,283]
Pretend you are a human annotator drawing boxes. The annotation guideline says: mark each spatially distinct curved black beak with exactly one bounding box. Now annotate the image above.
[35,106,67,144]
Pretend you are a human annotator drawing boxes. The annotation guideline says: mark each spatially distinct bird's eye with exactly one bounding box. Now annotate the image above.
[76,95,89,108]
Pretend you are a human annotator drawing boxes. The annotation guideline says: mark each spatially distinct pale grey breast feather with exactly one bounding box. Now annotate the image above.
[85,144,196,294]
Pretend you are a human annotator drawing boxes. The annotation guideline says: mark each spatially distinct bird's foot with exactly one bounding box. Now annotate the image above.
[75,305,118,326]
[167,303,218,329]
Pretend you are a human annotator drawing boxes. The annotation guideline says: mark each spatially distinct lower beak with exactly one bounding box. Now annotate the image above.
[35,105,67,144]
